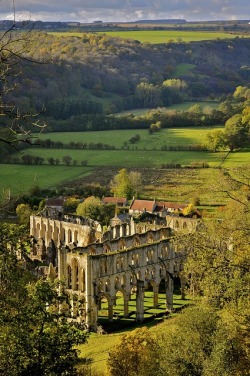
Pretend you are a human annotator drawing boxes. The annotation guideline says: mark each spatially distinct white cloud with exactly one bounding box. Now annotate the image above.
[0,0,249,22]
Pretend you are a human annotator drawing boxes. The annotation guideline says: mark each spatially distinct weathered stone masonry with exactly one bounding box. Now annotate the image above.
[30,210,187,330]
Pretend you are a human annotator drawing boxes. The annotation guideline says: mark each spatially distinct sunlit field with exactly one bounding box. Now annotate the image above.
[51,30,249,44]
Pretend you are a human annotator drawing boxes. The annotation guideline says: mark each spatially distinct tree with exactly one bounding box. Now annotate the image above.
[110,169,142,199]
[63,197,80,213]
[62,155,72,165]
[224,114,249,151]
[110,168,132,198]
[160,305,250,376]
[76,196,115,224]
[108,327,162,376]
[0,20,46,151]
[16,203,32,226]
[206,129,225,152]
[0,224,86,376]
[129,171,143,198]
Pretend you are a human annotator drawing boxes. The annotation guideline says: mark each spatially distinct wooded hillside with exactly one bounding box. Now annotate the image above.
[6,33,250,124]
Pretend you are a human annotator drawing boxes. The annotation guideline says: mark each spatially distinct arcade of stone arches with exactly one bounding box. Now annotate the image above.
[58,237,184,329]
[30,211,190,330]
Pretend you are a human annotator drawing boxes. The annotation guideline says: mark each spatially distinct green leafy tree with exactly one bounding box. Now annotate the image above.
[62,155,72,165]
[76,196,115,224]
[110,168,132,198]
[108,327,162,376]
[224,114,249,151]
[160,306,219,376]
[0,22,46,151]
[206,129,226,152]
[110,169,142,199]
[160,305,250,376]
[16,203,32,226]
[0,224,86,376]
[64,197,80,213]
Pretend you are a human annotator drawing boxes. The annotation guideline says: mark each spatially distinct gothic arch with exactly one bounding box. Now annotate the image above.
[160,228,168,239]
[133,236,140,247]
[115,276,120,290]
[67,264,72,289]
[71,258,79,290]
[121,274,126,287]
[105,279,111,292]
[147,232,154,243]
[79,267,86,292]
[120,256,124,270]
[104,243,111,253]
[68,229,72,243]
[130,273,136,286]
[116,257,121,271]
[118,238,126,250]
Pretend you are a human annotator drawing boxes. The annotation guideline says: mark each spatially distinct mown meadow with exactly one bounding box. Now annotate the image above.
[52,30,249,44]
[78,291,189,375]
[1,124,249,204]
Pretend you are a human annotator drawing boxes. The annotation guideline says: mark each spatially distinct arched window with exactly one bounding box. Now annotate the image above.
[121,275,126,287]
[136,253,139,267]
[131,254,135,266]
[115,277,120,289]
[120,257,124,270]
[80,268,85,292]
[116,257,120,270]
[105,279,110,292]
[67,265,72,289]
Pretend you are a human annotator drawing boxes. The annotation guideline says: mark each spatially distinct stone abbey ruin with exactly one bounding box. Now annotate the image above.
[30,203,198,330]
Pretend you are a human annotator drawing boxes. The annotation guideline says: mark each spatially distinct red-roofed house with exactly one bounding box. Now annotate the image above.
[45,198,65,212]
[102,197,128,207]
[129,199,157,215]
[129,199,189,216]
[156,201,188,215]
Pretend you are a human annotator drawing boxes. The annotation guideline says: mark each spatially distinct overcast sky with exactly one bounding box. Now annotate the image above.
[1,0,250,23]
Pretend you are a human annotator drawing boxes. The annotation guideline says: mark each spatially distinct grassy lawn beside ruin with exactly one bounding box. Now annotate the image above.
[78,291,190,375]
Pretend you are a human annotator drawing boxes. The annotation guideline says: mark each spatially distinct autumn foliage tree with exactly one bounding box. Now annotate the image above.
[0,224,86,376]
[108,327,162,376]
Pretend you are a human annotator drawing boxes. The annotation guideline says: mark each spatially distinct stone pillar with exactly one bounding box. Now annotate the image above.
[180,274,186,300]
[124,296,129,317]
[108,301,113,322]
[166,276,173,312]
[71,294,78,318]
[78,294,86,322]
[153,286,158,308]
[58,246,67,281]
[136,280,144,322]
[86,257,98,330]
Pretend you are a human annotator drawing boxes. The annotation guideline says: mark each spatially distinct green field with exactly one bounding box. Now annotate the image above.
[18,148,229,168]
[117,100,219,116]
[0,164,93,198]
[78,291,189,375]
[100,30,249,44]
[38,126,222,148]
[0,128,250,203]
[51,30,249,44]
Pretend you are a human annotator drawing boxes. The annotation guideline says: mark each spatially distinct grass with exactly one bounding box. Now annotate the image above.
[51,31,250,44]
[98,30,249,44]
[37,126,222,148]
[173,63,196,77]
[16,148,230,168]
[78,290,189,375]
[117,100,219,116]
[1,123,249,200]
[0,164,93,198]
